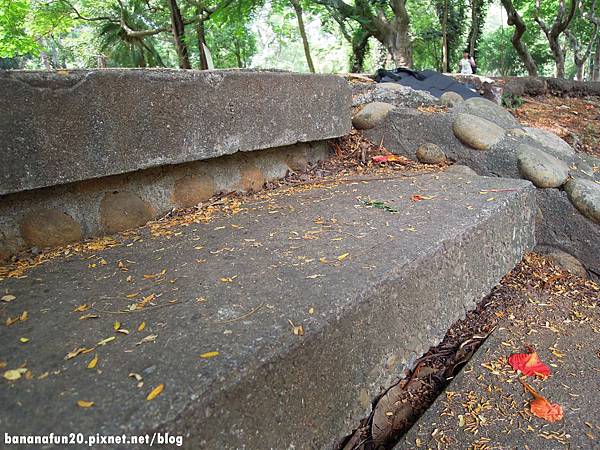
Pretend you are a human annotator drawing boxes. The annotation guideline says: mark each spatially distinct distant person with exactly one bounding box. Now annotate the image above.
[459,50,476,75]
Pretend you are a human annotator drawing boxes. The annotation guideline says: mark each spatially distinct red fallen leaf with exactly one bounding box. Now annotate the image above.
[372,154,405,164]
[411,195,424,202]
[509,352,551,378]
[520,379,564,422]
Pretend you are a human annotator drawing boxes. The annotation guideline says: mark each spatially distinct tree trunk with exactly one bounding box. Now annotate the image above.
[167,0,191,69]
[350,31,370,73]
[442,0,449,72]
[548,36,566,78]
[500,0,538,76]
[290,0,316,73]
[196,17,209,70]
[234,39,243,68]
[467,0,482,58]
[593,40,600,80]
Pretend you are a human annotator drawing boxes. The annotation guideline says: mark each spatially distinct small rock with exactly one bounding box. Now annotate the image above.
[544,249,588,278]
[517,145,569,188]
[416,143,446,164]
[352,102,394,130]
[564,178,600,224]
[444,165,477,177]
[440,91,464,107]
[452,113,505,150]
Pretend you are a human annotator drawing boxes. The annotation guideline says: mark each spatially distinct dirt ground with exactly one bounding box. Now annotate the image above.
[510,95,600,158]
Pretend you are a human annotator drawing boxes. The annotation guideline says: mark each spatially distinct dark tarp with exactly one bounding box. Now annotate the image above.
[375,68,480,99]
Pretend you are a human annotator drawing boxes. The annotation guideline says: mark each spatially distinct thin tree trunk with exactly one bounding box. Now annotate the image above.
[593,40,600,80]
[442,0,449,72]
[234,39,243,68]
[290,0,315,73]
[500,0,538,76]
[467,0,482,58]
[167,0,191,69]
[196,16,209,70]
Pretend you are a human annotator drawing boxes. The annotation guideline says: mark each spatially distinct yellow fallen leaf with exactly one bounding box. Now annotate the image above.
[65,347,89,360]
[1,294,16,302]
[3,368,27,381]
[220,277,234,283]
[126,292,139,298]
[19,337,29,343]
[97,336,116,346]
[137,322,146,332]
[73,304,91,312]
[19,311,28,321]
[288,320,304,336]
[99,259,107,266]
[199,351,219,359]
[308,307,315,315]
[146,383,164,400]
[113,321,120,331]
[77,400,94,408]
[135,334,157,346]
[79,314,99,320]
[87,354,98,369]
[337,253,349,261]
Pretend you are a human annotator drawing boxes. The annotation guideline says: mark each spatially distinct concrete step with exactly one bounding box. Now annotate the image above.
[0,171,535,449]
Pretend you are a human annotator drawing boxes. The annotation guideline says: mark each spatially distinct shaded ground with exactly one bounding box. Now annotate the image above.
[510,95,600,158]
[340,254,599,449]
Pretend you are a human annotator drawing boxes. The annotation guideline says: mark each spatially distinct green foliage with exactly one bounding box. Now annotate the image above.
[0,0,597,78]
[0,0,39,57]
[501,91,524,109]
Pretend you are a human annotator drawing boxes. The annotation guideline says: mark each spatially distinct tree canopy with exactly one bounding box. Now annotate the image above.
[1,0,599,79]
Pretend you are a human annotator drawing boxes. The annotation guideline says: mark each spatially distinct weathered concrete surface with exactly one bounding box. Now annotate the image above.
[0,69,351,195]
[0,172,535,449]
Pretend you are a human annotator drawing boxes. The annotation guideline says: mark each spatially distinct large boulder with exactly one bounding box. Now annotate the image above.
[454,96,519,128]
[452,113,506,150]
[564,178,600,224]
[519,127,575,161]
[516,145,570,188]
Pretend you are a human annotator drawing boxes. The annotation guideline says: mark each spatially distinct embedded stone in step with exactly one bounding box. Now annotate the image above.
[416,143,446,164]
[440,91,464,107]
[520,127,575,160]
[352,102,394,130]
[452,113,505,150]
[454,97,518,128]
[517,144,569,188]
[19,208,83,248]
[564,178,600,224]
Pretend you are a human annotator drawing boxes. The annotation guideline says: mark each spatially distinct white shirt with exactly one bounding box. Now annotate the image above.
[459,57,474,74]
